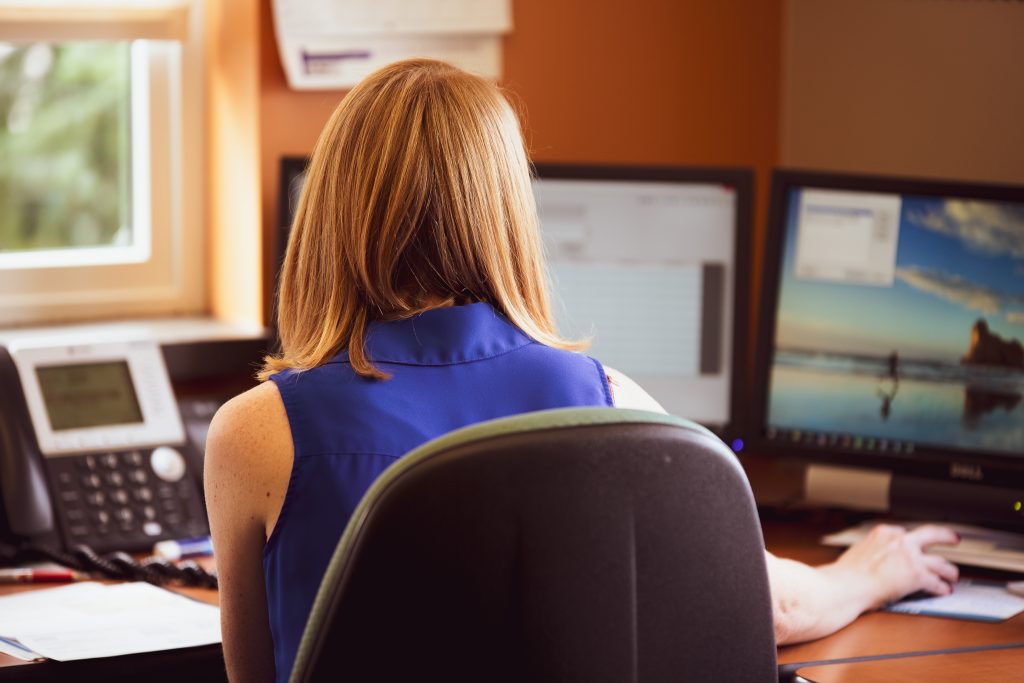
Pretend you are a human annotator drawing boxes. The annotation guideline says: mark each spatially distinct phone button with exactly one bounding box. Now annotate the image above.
[143,522,163,537]
[86,491,105,507]
[150,447,186,483]
[133,487,154,503]
[82,473,102,489]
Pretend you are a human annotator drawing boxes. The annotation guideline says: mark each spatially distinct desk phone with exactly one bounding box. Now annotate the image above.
[0,337,208,553]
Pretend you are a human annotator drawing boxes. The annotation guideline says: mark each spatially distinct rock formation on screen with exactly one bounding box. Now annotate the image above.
[962,319,1024,369]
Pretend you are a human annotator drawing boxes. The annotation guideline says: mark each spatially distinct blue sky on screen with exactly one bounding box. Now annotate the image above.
[776,189,1024,361]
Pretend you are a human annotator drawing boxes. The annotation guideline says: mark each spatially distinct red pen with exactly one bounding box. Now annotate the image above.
[0,568,89,584]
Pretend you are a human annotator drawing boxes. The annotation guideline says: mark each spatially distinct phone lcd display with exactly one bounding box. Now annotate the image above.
[36,361,144,431]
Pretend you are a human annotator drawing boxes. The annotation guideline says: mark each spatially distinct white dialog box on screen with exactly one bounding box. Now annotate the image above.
[794,189,902,286]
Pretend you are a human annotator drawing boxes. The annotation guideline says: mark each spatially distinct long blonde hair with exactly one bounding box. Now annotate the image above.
[260,59,582,381]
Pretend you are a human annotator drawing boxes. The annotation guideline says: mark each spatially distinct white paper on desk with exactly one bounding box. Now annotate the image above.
[0,582,221,661]
[0,635,43,661]
[885,579,1024,622]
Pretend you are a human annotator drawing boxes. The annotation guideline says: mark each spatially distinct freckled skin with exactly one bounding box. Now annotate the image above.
[206,381,292,683]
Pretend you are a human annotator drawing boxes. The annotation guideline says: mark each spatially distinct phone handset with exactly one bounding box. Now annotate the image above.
[0,346,55,539]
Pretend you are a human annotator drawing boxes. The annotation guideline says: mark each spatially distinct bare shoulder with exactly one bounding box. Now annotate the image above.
[208,381,289,445]
[205,381,293,531]
[604,366,667,414]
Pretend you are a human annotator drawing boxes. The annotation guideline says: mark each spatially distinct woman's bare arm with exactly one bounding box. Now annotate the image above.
[769,524,959,644]
[205,381,294,683]
[606,367,961,644]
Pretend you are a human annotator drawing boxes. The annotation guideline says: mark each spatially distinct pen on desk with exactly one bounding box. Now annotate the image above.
[0,568,88,584]
[153,535,214,561]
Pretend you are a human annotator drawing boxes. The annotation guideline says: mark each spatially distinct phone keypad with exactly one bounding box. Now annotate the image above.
[48,448,206,553]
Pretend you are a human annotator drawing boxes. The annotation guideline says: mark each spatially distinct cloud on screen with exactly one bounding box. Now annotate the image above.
[908,200,1024,259]
[896,266,1008,314]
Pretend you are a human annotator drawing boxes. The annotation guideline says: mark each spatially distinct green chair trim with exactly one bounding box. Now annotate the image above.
[288,406,720,682]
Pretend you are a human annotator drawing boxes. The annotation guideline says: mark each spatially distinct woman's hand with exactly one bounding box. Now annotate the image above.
[823,524,961,610]
[768,523,960,645]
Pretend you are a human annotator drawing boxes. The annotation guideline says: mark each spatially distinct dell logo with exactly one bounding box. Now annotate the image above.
[950,462,983,481]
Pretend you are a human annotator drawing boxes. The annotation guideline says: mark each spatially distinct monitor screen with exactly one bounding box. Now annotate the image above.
[754,171,1024,468]
[533,165,752,432]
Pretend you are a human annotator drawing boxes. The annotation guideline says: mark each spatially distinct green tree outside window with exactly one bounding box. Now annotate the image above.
[0,42,131,253]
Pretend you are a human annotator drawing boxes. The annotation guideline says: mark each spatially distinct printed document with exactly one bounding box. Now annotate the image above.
[0,582,220,661]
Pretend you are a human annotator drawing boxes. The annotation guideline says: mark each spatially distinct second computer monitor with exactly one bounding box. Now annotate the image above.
[532,164,752,434]
[751,169,1024,481]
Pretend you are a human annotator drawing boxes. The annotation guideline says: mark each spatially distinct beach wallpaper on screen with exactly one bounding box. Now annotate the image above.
[768,189,1024,456]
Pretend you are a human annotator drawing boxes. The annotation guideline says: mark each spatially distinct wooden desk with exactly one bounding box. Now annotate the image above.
[1,515,1021,680]
[794,646,1024,682]
[763,514,1024,680]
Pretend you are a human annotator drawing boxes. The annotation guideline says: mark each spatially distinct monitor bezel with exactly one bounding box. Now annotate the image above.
[277,156,310,268]
[750,169,1024,486]
[272,156,312,345]
[532,162,754,440]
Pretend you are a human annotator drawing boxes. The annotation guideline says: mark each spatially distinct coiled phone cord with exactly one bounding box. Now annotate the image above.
[0,542,218,589]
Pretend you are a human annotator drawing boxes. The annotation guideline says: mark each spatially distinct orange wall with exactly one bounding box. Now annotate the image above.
[256,0,784,320]
[258,4,338,316]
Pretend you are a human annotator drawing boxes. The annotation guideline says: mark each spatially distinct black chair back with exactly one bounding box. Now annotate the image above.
[291,408,776,683]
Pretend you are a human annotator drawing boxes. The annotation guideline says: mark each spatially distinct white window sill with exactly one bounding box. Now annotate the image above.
[0,316,267,348]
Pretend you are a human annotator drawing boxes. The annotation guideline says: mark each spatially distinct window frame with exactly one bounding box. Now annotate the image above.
[0,2,203,326]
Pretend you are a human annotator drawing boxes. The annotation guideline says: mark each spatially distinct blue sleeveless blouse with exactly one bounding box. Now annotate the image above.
[265,303,612,681]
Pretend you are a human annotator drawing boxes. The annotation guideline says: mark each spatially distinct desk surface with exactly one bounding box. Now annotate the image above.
[795,646,1024,682]
[761,516,1024,669]
[1,515,1022,679]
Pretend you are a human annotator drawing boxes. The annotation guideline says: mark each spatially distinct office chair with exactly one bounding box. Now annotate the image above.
[289,407,777,683]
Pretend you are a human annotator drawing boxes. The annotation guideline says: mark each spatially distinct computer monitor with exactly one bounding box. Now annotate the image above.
[533,164,752,437]
[750,170,1024,522]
